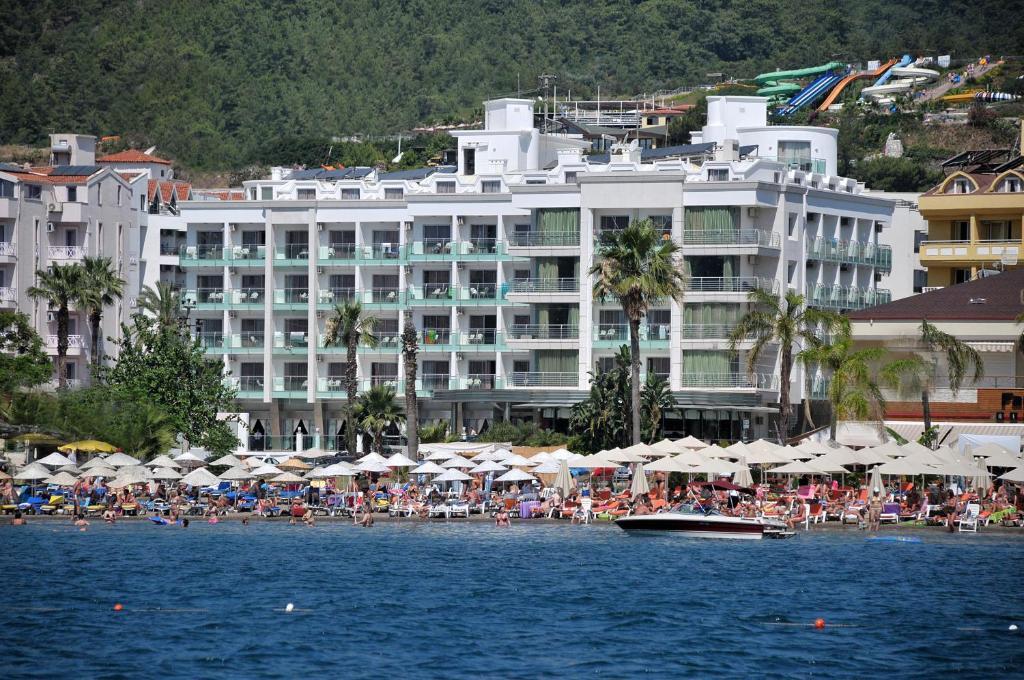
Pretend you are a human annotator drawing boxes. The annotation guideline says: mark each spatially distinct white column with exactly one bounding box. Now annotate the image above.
[578,207,594,387]
[307,208,317,404]
[670,205,684,391]
[263,209,273,404]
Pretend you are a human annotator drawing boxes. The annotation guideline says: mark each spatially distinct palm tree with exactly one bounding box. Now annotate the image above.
[591,219,686,444]
[400,311,420,460]
[78,256,125,367]
[137,281,182,329]
[324,300,378,454]
[729,290,838,442]
[640,374,675,443]
[799,318,888,442]
[28,263,83,389]
[356,384,406,453]
[882,320,983,440]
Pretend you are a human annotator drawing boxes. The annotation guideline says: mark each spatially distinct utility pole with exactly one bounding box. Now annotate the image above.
[538,74,557,131]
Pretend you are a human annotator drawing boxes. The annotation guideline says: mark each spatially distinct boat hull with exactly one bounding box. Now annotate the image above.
[615,513,780,539]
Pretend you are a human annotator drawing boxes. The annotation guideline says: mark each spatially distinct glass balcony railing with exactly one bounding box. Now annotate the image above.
[507,324,578,340]
[196,332,225,349]
[407,285,505,303]
[508,231,581,247]
[807,284,892,311]
[680,373,776,389]
[806,237,892,270]
[460,374,498,389]
[508,372,579,388]
[236,376,265,394]
[460,329,501,346]
[180,245,266,263]
[507,278,579,294]
[420,373,451,390]
[680,324,737,340]
[274,244,311,261]
[319,243,357,260]
[195,288,226,304]
[777,156,827,174]
[363,289,405,305]
[273,331,309,349]
[688,277,775,293]
[274,376,309,392]
[229,288,265,305]
[593,324,671,345]
[682,230,781,248]
[317,288,357,305]
[419,328,453,347]
[273,288,310,305]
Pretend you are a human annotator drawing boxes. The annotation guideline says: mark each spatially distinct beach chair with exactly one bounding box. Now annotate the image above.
[879,503,901,524]
[447,500,470,518]
[807,502,827,524]
[958,503,981,532]
[573,497,593,524]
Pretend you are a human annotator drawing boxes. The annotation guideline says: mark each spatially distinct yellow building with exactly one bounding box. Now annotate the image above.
[919,163,1024,288]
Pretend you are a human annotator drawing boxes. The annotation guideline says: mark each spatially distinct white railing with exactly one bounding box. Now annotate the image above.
[508,372,579,387]
[682,230,781,248]
[680,373,777,389]
[688,277,775,293]
[46,334,85,349]
[48,245,86,260]
[0,242,14,256]
[0,287,15,303]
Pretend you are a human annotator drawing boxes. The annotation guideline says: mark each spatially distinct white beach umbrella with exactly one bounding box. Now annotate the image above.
[809,458,851,474]
[425,450,459,461]
[701,444,735,459]
[250,463,283,478]
[967,442,1014,459]
[151,467,183,480]
[112,465,155,485]
[81,465,118,478]
[145,454,181,469]
[688,458,741,475]
[357,452,388,464]
[548,448,577,461]
[433,469,472,483]
[531,461,561,474]
[440,456,474,469]
[771,460,828,476]
[409,461,446,475]
[933,459,986,477]
[617,443,655,460]
[470,449,507,462]
[271,472,306,484]
[179,467,221,487]
[743,447,791,465]
[306,467,326,479]
[495,468,537,484]
[501,453,536,467]
[777,445,813,460]
[866,441,904,458]
[674,450,712,466]
[998,467,1024,483]
[867,466,885,495]
[219,466,254,481]
[385,453,418,468]
[725,441,754,458]
[356,460,391,474]
[553,459,574,496]
[571,454,620,469]
[173,451,207,467]
[796,440,832,456]
[733,462,755,489]
[58,464,82,474]
[44,471,79,486]
[983,450,1023,468]
[36,452,74,468]
[529,452,555,465]
[745,438,781,455]
[80,457,110,471]
[876,458,935,476]
[470,460,508,474]
[674,435,707,449]
[650,438,683,455]
[971,468,993,494]
[629,462,650,499]
[899,441,934,457]
[104,452,143,467]
[644,456,691,473]
[321,463,357,477]
[207,454,244,468]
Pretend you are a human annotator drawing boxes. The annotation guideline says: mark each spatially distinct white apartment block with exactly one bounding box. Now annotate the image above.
[176,97,896,450]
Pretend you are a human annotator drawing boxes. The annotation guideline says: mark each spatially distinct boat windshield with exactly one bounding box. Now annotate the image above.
[672,502,721,516]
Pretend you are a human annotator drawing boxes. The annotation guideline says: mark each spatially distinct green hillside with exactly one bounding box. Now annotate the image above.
[2,0,1020,168]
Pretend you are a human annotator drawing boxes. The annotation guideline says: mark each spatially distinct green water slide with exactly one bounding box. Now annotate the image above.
[757,82,802,97]
[754,62,845,86]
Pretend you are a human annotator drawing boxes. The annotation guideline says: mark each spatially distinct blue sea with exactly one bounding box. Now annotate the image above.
[2,520,1022,679]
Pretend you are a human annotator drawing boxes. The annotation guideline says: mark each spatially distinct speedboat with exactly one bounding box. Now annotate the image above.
[615,504,793,539]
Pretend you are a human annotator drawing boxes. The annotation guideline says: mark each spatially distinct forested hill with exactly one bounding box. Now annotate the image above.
[2,0,1020,169]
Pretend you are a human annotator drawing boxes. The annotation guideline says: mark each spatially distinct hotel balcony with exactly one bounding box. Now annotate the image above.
[45,334,86,355]
[592,323,670,349]
[0,241,15,261]
[507,231,581,252]
[407,284,508,306]
[680,373,777,390]
[0,287,15,307]
[918,240,1021,266]
[682,229,782,251]
[226,376,266,399]
[47,245,86,261]
[807,284,891,311]
[272,288,311,309]
[506,324,578,346]
[458,329,504,350]
[316,287,357,307]
[180,244,267,267]
[505,277,579,303]
[362,288,405,308]
[417,329,457,352]
[449,374,499,390]
[807,237,892,271]
[508,371,579,388]
[203,332,265,354]
[687,277,776,300]
[406,239,513,261]
[680,323,737,340]
[274,245,312,266]
[272,331,309,353]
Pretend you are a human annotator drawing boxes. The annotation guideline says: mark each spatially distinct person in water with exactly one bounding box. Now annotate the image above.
[74,514,89,530]
[495,507,511,527]
[867,489,884,531]
[11,510,27,526]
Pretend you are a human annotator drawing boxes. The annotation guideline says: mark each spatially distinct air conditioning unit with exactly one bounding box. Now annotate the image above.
[47,203,58,213]
[46,222,56,233]
[747,207,759,218]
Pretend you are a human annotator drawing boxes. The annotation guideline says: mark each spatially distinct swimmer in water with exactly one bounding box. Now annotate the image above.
[11,510,27,526]
[74,514,89,530]
[181,518,190,528]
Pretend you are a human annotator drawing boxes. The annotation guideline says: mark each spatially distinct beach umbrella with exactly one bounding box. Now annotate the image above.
[571,454,620,469]
[867,466,885,495]
[355,460,391,474]
[385,453,418,468]
[529,452,555,465]
[967,442,1014,459]
[58,440,116,453]
[629,462,650,499]
[357,452,388,464]
[57,464,82,474]
[876,458,934,476]
[899,441,934,457]
[251,463,283,478]
[982,450,1023,468]
[501,453,536,467]
[306,467,326,479]
[471,449,511,462]
[554,459,575,497]
[104,452,143,467]
[174,451,207,467]
[321,463,357,477]
[743,447,791,465]
[675,449,713,466]
[410,461,446,475]
[207,454,244,468]
[14,465,52,481]
[644,456,691,473]
[772,460,828,476]
[145,454,181,469]
[425,450,459,462]
[80,457,111,471]
[796,440,832,456]
[674,435,707,449]
[36,452,74,468]
[44,471,79,486]
[495,468,537,484]
[933,459,986,477]
[866,441,903,458]
[433,469,473,483]
[688,458,741,475]
[271,471,306,484]
[111,465,154,485]
[733,462,755,488]
[440,456,474,469]
[470,460,508,474]
[219,466,255,481]
[279,458,312,471]
[151,467,183,480]
[548,448,577,461]
[854,449,892,466]
[745,438,781,454]
[971,468,992,495]
[615,443,654,461]
[532,460,561,475]
[650,439,683,455]
[998,467,1024,483]
[725,441,754,458]
[701,444,734,459]
[777,445,812,460]
[179,467,221,487]
[809,458,851,475]
[81,465,117,478]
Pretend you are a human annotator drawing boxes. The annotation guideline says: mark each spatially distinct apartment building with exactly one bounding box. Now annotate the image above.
[918,142,1024,289]
[178,97,896,451]
[1,134,139,386]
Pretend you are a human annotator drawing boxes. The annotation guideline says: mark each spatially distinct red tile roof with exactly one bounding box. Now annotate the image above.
[4,167,91,185]
[197,189,245,201]
[147,179,192,204]
[98,150,172,165]
[847,269,1024,322]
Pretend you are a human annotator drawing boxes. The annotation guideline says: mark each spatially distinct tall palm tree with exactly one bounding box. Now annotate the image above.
[78,256,125,367]
[729,290,837,442]
[324,300,378,454]
[882,320,983,440]
[137,281,182,329]
[356,384,406,453]
[400,310,420,460]
[799,318,888,442]
[591,219,686,444]
[640,374,675,443]
[28,263,83,389]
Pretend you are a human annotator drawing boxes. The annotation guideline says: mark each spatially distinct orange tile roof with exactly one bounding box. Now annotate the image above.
[198,189,245,201]
[5,167,91,185]
[116,171,143,182]
[98,149,172,165]
[147,179,192,203]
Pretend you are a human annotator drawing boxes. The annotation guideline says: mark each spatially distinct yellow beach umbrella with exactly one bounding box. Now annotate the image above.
[11,433,62,445]
[278,458,312,471]
[58,440,117,453]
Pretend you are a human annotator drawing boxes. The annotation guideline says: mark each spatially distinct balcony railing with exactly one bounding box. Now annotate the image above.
[508,278,579,294]
[680,324,737,340]
[682,230,781,248]
[196,332,225,349]
[508,324,578,340]
[461,374,498,389]
[319,243,357,260]
[419,328,453,346]
[276,376,309,392]
[274,331,309,349]
[593,324,671,343]
[318,288,357,304]
[688,277,774,293]
[365,289,404,305]
[508,231,581,247]
[0,242,14,257]
[239,332,265,349]
[778,156,827,174]
[461,329,500,346]
[318,377,348,393]
[196,288,226,304]
[275,244,311,260]
[807,237,892,270]
[46,334,85,349]
[509,372,579,388]
[363,244,402,260]
[918,240,1021,264]
[160,242,183,256]
[236,377,265,394]
[808,284,891,310]
[231,288,265,305]
[48,245,86,260]
[274,288,310,304]
[0,287,16,304]
[421,373,451,390]
[407,285,505,303]
[680,373,775,389]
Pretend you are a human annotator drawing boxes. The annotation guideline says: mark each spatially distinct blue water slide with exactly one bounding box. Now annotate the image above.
[871,54,912,88]
[779,72,844,115]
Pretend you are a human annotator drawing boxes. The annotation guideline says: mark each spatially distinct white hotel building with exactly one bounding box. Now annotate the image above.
[178,96,896,450]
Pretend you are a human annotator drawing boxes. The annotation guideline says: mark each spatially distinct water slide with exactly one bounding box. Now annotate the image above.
[861,62,940,102]
[778,70,845,115]
[755,61,843,101]
[815,58,897,112]
[869,54,912,89]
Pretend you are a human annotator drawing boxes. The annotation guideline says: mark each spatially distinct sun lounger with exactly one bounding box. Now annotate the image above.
[958,503,981,532]
[880,503,901,524]
[807,502,826,524]
[573,497,593,524]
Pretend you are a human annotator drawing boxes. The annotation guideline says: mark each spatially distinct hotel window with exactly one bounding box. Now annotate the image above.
[463,148,476,176]
[708,168,729,182]
[260,187,273,200]
[384,187,404,200]
[787,213,798,237]
[341,188,360,200]
[67,186,77,202]
[436,181,456,194]
[649,214,672,236]
[116,185,122,206]
[27,185,41,200]
[953,221,970,241]
[564,172,578,184]
[481,180,502,193]
[981,220,1011,241]
[999,177,1021,192]
[953,268,972,284]
[297,188,316,200]
[600,215,629,233]
[950,179,971,194]
[0,179,12,198]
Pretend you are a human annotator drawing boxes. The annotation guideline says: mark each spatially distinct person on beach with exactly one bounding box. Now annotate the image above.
[302,508,315,526]
[11,510,27,525]
[355,493,374,527]
[867,490,884,531]
[785,501,807,530]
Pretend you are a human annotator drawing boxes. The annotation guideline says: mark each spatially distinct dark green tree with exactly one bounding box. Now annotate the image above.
[27,263,82,389]
[0,310,51,394]
[79,255,125,367]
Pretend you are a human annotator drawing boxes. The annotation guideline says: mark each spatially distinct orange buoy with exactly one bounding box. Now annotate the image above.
[113,603,124,612]
[814,618,825,629]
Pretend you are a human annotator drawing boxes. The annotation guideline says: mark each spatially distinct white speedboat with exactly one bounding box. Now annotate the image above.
[615,505,793,539]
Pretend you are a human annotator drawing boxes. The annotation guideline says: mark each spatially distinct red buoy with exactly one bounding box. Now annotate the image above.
[113,603,124,612]
[814,618,825,629]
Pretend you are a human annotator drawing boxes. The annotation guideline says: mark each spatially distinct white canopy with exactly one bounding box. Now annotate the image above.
[650,439,683,455]
[742,447,791,465]
[433,469,472,483]
[777,445,813,460]
[796,440,832,456]
[81,465,118,478]
[982,451,1023,468]
[571,454,621,469]
[701,444,734,459]
[733,464,755,488]
[409,461,447,475]
[105,452,143,467]
[36,452,74,468]
[531,461,561,474]
[357,452,388,464]
[966,442,1016,459]
[548,448,578,461]
[425,450,460,461]
[675,450,713,466]
[644,456,691,473]
[898,441,935,457]
[145,455,181,469]
[494,468,537,483]
[617,443,655,460]
[725,441,754,458]
[179,467,221,487]
[687,458,741,475]
[109,465,154,485]
[80,457,111,471]
[173,451,207,466]
[320,463,357,477]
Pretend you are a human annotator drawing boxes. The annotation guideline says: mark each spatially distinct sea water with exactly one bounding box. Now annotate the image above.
[1,521,1022,678]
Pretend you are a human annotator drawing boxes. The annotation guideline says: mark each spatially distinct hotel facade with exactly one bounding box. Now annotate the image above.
[177,97,896,451]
